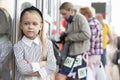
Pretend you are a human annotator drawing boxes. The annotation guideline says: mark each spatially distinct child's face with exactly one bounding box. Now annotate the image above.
[20,11,42,39]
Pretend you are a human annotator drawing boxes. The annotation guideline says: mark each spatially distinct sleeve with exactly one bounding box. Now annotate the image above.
[13,44,34,75]
[67,15,91,42]
[89,25,97,49]
[38,40,56,79]
[88,20,102,54]
[0,41,12,63]
[96,22,102,39]
[31,63,41,72]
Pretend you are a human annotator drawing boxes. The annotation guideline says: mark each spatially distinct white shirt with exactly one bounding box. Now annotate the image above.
[13,36,56,80]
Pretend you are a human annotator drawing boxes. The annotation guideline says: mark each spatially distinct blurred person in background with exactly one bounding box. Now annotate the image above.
[80,7,106,80]
[55,2,91,80]
[96,13,113,68]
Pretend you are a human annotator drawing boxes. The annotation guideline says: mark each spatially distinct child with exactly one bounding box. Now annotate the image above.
[13,6,56,80]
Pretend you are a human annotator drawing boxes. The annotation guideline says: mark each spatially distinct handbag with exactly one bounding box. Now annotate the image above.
[112,50,120,65]
[96,63,107,80]
[60,41,73,68]
[52,40,61,65]
[112,36,120,65]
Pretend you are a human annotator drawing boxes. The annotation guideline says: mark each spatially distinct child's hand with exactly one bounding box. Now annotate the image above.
[39,61,46,68]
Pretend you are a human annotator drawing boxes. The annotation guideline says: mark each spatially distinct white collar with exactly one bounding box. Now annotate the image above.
[22,36,40,47]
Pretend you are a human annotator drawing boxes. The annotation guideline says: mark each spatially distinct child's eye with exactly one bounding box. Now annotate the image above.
[33,22,38,25]
[24,22,29,25]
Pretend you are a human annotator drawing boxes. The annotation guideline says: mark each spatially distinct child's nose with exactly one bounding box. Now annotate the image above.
[28,24,34,28]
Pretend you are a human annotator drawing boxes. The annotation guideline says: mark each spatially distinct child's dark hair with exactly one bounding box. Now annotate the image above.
[20,6,43,22]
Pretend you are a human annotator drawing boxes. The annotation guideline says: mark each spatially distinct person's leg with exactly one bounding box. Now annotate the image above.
[55,73,67,80]
[118,66,120,80]
[88,56,96,79]
[101,49,107,67]
[108,64,114,80]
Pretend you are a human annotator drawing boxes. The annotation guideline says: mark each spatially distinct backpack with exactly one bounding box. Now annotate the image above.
[52,39,73,69]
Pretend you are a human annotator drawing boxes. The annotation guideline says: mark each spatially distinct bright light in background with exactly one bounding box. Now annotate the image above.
[61,0,91,6]
[61,0,120,36]
[0,0,14,18]
[61,0,109,6]
[111,1,120,36]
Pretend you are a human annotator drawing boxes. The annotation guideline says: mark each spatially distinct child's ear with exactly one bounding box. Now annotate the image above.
[40,23,43,30]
